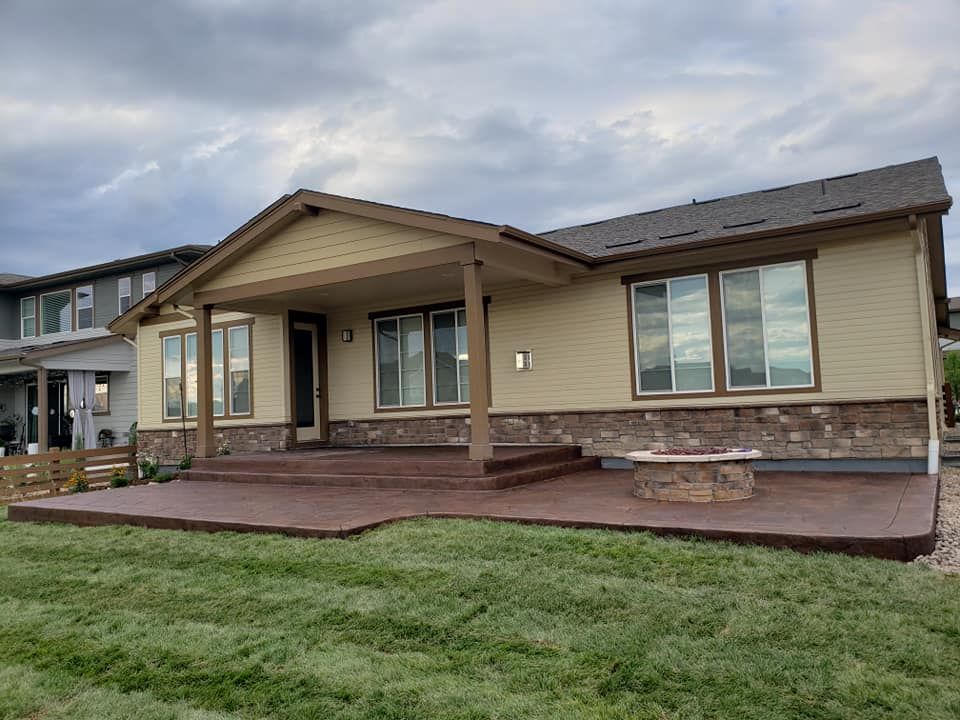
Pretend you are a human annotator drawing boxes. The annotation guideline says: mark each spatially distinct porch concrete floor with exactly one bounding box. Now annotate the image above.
[7,469,938,560]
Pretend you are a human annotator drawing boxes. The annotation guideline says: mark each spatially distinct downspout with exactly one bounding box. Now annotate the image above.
[912,216,941,474]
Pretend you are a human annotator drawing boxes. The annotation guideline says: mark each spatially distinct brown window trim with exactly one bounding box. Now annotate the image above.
[624,254,821,401]
[369,298,491,413]
[159,318,255,423]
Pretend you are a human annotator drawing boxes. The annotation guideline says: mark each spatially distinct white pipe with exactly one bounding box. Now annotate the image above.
[929,439,940,475]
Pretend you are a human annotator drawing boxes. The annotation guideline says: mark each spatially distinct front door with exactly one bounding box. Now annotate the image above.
[293,321,327,442]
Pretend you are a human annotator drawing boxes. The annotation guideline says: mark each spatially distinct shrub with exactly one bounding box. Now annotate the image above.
[128,421,138,446]
[138,456,159,480]
[110,466,130,488]
[66,469,89,493]
[155,472,175,483]
[178,454,193,470]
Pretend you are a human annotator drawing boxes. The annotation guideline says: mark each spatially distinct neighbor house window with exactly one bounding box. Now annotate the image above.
[721,261,813,389]
[228,325,251,415]
[93,373,109,414]
[163,335,183,419]
[142,271,156,298]
[431,308,469,404]
[20,297,36,338]
[631,275,713,394]
[76,285,94,329]
[118,277,131,314]
[375,315,425,408]
[161,323,251,420]
[40,290,72,335]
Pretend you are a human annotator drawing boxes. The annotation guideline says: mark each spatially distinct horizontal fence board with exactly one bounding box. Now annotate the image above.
[0,445,139,506]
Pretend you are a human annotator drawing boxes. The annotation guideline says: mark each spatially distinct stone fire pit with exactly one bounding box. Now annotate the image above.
[625,447,760,502]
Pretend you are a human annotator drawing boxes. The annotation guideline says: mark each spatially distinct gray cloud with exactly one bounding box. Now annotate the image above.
[0,0,957,292]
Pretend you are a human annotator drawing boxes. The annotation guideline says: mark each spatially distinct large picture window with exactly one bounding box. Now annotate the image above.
[631,275,713,394]
[40,290,72,335]
[375,315,425,408]
[432,309,470,404]
[721,261,813,389]
[161,322,252,420]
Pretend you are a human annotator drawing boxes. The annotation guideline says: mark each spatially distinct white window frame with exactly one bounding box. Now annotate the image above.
[630,273,714,396]
[118,277,131,315]
[719,260,815,391]
[142,271,157,298]
[227,324,251,416]
[39,289,73,335]
[374,314,426,409]
[75,284,94,330]
[20,296,36,338]
[430,307,469,406]
[162,335,183,420]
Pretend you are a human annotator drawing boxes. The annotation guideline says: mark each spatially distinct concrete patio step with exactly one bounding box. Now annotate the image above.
[183,445,599,491]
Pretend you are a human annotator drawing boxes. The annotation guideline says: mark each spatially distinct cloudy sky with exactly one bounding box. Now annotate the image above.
[1,0,958,289]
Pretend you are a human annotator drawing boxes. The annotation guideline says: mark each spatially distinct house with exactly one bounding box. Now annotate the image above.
[0,246,210,453]
[110,157,953,474]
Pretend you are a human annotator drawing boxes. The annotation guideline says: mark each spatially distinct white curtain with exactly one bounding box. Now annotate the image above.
[67,370,98,450]
[67,370,83,450]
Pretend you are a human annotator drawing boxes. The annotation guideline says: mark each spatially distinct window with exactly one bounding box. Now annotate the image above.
[212,329,225,416]
[184,333,198,418]
[142,271,156,298]
[228,325,251,414]
[161,323,251,420]
[40,290,72,334]
[721,261,813,389]
[631,275,713,394]
[76,285,94,329]
[94,373,109,414]
[118,277,131,315]
[20,297,36,338]
[163,335,182,419]
[431,309,469,404]
[375,315,425,408]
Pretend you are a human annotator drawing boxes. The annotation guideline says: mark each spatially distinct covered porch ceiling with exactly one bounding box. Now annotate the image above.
[206,260,521,316]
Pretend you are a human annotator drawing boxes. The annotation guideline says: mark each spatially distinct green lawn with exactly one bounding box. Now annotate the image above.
[0,508,958,720]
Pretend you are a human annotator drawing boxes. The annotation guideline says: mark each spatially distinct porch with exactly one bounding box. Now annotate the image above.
[8,445,938,560]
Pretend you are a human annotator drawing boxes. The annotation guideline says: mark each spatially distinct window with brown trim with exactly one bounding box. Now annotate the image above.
[625,254,819,399]
[370,299,488,411]
[161,321,253,420]
[93,373,110,415]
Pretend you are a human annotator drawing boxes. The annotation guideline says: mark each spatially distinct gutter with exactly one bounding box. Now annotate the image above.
[912,216,942,475]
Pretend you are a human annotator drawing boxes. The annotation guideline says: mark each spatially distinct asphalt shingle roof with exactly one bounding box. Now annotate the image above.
[541,157,951,259]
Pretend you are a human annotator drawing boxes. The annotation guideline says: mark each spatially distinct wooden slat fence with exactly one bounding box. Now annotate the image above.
[0,445,138,505]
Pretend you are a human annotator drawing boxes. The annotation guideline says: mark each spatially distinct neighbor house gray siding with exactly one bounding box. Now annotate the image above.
[0,294,17,339]
[93,368,137,445]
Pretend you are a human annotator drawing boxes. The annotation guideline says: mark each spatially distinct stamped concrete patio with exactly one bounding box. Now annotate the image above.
[8,458,938,560]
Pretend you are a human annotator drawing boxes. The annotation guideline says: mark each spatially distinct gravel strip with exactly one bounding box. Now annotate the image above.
[912,466,960,574]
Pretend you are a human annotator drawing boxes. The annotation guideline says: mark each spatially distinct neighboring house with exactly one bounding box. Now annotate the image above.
[0,246,210,452]
[111,157,953,473]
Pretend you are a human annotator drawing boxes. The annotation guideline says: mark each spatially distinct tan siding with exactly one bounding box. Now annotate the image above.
[136,312,288,431]
[198,211,469,291]
[325,229,925,420]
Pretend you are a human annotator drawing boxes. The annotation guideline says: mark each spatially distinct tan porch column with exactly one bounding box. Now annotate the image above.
[36,366,49,453]
[462,260,493,460]
[194,305,215,458]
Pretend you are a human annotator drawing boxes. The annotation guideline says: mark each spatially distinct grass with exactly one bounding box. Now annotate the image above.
[0,509,958,720]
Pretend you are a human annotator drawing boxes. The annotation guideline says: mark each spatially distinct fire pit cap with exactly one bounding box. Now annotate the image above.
[625,448,762,463]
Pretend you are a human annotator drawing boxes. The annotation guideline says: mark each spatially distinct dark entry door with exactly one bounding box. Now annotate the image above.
[293,321,327,442]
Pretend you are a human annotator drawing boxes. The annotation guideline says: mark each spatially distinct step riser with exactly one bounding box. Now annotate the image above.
[191,446,583,477]
[184,457,600,491]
